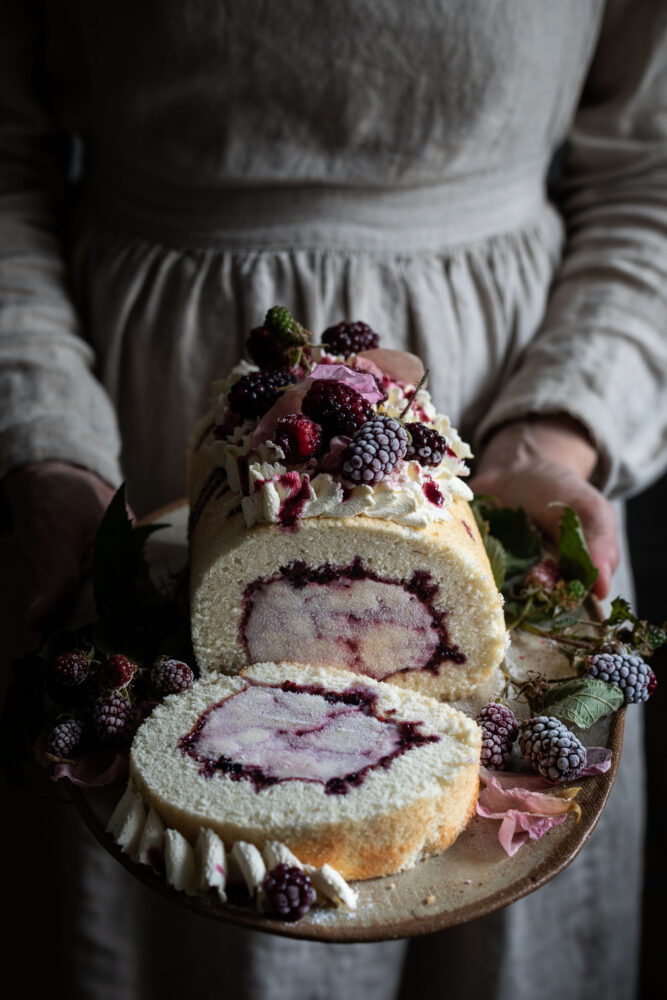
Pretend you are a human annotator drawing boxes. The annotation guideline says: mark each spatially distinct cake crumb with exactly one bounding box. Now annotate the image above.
[424,894,436,905]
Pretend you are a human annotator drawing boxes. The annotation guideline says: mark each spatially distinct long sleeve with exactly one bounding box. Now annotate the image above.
[477,0,667,499]
[0,2,122,486]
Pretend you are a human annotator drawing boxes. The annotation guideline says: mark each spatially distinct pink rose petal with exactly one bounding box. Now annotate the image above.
[252,364,383,446]
[497,811,569,857]
[53,751,129,788]
[356,348,425,385]
[319,434,352,472]
[477,773,582,856]
[580,747,612,776]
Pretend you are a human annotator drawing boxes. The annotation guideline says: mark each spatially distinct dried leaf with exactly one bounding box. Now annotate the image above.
[543,677,623,728]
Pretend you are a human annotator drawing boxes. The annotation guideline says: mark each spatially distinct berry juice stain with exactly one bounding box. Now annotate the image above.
[422,481,444,506]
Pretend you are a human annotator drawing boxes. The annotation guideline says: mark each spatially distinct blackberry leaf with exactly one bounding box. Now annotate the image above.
[543,677,623,728]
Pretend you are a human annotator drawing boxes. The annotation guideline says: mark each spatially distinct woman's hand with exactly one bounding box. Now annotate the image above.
[4,461,118,633]
[469,416,619,599]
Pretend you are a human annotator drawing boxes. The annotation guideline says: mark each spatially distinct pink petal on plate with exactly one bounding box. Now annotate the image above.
[53,751,129,788]
[478,775,581,817]
[356,348,425,385]
[580,747,612,776]
[497,810,569,857]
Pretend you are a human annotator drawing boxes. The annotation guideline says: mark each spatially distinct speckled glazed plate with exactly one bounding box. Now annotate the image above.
[68,502,623,942]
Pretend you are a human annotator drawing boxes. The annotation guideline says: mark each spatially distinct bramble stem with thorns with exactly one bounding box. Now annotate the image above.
[399,368,430,420]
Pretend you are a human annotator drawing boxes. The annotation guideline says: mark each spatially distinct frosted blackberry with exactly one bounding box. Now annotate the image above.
[92,691,136,744]
[583,650,657,703]
[50,651,89,687]
[301,380,373,441]
[151,658,194,697]
[228,370,297,420]
[476,703,519,770]
[321,321,379,356]
[265,306,309,348]
[341,416,408,486]
[405,423,448,467]
[263,864,316,921]
[46,718,84,758]
[519,716,586,782]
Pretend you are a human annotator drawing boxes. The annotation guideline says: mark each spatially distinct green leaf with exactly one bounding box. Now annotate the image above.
[556,506,598,591]
[543,677,623,728]
[485,506,542,560]
[483,534,506,589]
[605,596,632,627]
[92,484,166,617]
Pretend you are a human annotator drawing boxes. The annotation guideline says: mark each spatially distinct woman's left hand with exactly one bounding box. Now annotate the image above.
[469,416,619,599]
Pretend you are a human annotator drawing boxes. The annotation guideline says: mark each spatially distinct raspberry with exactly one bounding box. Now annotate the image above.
[264,306,309,349]
[263,864,316,921]
[246,326,292,371]
[519,716,586,782]
[301,380,373,441]
[273,414,322,464]
[405,423,448,467]
[583,650,657,704]
[99,654,136,690]
[50,652,89,687]
[45,717,84,758]
[92,691,136,744]
[321,321,380,356]
[523,558,562,591]
[476,703,519,770]
[340,416,408,486]
[151,658,194,697]
[228,370,297,420]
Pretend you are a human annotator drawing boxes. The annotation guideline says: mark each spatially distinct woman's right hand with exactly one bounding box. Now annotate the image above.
[4,462,118,633]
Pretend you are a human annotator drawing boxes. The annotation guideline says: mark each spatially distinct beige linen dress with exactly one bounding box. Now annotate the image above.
[2,2,666,998]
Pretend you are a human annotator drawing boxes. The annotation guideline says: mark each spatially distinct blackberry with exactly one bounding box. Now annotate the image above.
[246,326,292,371]
[340,416,408,486]
[228,370,297,420]
[264,306,309,349]
[263,864,316,921]
[519,716,586,782]
[301,380,373,441]
[45,717,84,758]
[476,703,519,770]
[405,423,448,467]
[99,654,136,690]
[151,658,194,697]
[50,651,89,687]
[583,650,657,704]
[321,321,379,356]
[273,414,322,463]
[92,691,136,744]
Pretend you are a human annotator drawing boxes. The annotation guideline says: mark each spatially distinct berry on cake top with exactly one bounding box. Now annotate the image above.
[195,307,473,531]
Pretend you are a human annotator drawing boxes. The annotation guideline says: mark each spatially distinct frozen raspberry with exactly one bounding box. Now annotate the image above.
[151,658,194,697]
[92,692,136,744]
[519,716,586,782]
[476,703,519,770]
[99,654,136,690]
[228,370,297,420]
[264,306,310,349]
[340,416,408,486]
[523,558,562,591]
[45,717,84,758]
[321,321,380,356]
[405,423,448,467]
[263,864,316,921]
[50,652,90,687]
[583,650,656,704]
[246,326,292,370]
[273,414,322,464]
[301,380,373,441]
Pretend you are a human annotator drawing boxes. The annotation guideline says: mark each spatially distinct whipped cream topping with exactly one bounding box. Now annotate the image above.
[201,358,473,530]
